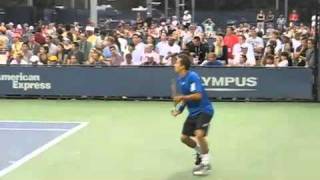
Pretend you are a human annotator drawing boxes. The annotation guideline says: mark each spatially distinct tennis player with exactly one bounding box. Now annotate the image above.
[171,54,214,176]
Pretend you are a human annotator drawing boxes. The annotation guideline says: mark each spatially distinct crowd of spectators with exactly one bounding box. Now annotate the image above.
[0,9,317,68]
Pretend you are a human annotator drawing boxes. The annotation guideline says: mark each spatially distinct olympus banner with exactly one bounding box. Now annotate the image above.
[0,66,314,99]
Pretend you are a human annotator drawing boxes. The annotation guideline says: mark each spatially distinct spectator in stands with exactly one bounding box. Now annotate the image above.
[108,45,123,66]
[30,55,42,65]
[79,33,92,62]
[0,26,9,49]
[62,37,73,55]
[10,52,28,65]
[86,26,97,47]
[224,26,239,60]
[293,37,308,66]
[45,36,58,56]
[211,35,228,64]
[186,36,209,64]
[263,54,276,67]
[0,38,9,64]
[21,42,32,63]
[146,35,156,47]
[266,10,275,29]
[182,10,192,28]
[306,39,315,68]
[280,35,293,53]
[67,55,80,65]
[256,10,265,33]
[201,52,223,67]
[276,14,286,31]
[289,9,300,25]
[267,31,282,54]
[28,35,40,55]
[67,42,84,64]
[232,35,255,66]
[121,53,133,66]
[278,52,291,67]
[246,29,264,63]
[56,43,66,64]
[38,45,49,65]
[156,33,169,62]
[11,33,23,59]
[131,33,145,65]
[86,49,106,65]
[142,44,160,65]
[34,27,46,45]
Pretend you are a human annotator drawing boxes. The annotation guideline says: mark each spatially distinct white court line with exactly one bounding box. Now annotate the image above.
[0,122,88,178]
[0,120,86,124]
[0,128,69,132]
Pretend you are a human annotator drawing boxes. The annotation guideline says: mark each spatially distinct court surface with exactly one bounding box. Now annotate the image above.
[0,99,319,180]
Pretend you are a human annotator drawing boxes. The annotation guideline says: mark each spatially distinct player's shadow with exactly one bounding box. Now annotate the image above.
[166,170,212,180]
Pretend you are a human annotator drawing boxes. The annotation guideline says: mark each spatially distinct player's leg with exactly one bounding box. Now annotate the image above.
[181,118,202,166]
[180,134,196,148]
[193,113,212,176]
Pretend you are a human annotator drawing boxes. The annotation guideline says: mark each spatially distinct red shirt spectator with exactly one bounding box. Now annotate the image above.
[34,28,46,45]
[223,27,239,59]
[289,10,300,23]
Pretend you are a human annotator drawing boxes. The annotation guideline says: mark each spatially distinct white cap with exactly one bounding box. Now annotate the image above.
[184,10,189,14]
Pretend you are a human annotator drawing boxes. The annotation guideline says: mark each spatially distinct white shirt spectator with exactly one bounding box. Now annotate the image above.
[182,12,192,25]
[247,36,264,50]
[141,51,160,64]
[232,42,256,66]
[277,60,289,67]
[10,58,29,65]
[156,40,169,57]
[132,42,145,65]
[292,38,301,53]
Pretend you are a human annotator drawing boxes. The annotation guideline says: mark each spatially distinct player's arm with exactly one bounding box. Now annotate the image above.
[171,101,186,117]
[174,93,202,103]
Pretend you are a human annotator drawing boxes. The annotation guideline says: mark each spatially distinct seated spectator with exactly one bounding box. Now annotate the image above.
[11,33,23,59]
[141,44,160,65]
[211,35,228,63]
[278,52,291,67]
[186,36,209,64]
[10,52,28,65]
[67,55,80,65]
[67,42,84,64]
[28,35,41,55]
[108,46,123,66]
[38,45,49,64]
[86,49,106,65]
[263,55,276,67]
[162,36,181,65]
[30,55,43,65]
[21,42,32,63]
[121,53,133,66]
[231,35,256,66]
[0,39,9,64]
[293,37,307,66]
[201,52,224,67]
[57,43,67,64]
